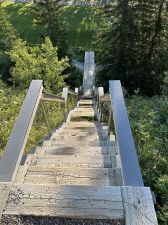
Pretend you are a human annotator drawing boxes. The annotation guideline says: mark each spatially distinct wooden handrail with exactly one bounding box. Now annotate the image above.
[68,89,78,96]
[41,92,65,103]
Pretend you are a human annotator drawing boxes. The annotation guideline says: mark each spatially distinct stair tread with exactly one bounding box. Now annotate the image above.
[52,136,101,141]
[44,146,112,155]
[3,184,124,219]
[24,167,120,185]
[32,155,116,168]
[49,140,115,147]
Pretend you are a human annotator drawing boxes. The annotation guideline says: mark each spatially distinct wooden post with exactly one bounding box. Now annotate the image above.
[121,186,158,225]
[0,183,11,220]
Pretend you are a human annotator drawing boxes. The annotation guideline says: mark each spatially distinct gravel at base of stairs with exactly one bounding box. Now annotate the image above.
[0,216,124,225]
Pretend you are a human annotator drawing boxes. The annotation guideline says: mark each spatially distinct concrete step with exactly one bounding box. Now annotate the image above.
[3,184,124,219]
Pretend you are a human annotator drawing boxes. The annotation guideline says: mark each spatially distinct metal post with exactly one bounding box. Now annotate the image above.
[107,106,112,136]
[41,100,52,136]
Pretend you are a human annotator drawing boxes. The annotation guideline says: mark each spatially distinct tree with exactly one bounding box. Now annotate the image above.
[0,3,18,81]
[9,37,69,94]
[0,3,18,50]
[95,0,168,96]
[33,0,68,58]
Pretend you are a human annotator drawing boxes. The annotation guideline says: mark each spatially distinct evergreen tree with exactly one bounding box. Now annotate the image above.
[95,0,168,96]
[33,0,68,58]
[0,3,18,81]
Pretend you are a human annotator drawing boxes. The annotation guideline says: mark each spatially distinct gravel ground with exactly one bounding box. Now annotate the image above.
[0,216,124,225]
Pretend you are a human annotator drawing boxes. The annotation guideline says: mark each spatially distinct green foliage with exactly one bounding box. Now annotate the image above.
[61,6,100,50]
[0,3,18,81]
[2,2,101,51]
[0,3,18,50]
[95,0,168,96]
[9,37,69,93]
[127,96,168,223]
[3,2,45,45]
[33,0,68,57]
[0,79,77,156]
[65,65,83,89]
[163,71,168,96]
[25,100,65,153]
[0,81,25,154]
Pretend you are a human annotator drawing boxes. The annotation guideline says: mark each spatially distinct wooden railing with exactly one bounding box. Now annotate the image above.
[0,80,78,182]
[95,80,144,187]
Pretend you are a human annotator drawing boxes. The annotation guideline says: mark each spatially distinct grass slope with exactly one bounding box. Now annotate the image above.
[61,6,100,50]
[3,2,45,44]
[3,2,100,50]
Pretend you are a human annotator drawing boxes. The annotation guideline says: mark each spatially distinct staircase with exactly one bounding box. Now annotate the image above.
[0,52,158,225]
[2,99,123,221]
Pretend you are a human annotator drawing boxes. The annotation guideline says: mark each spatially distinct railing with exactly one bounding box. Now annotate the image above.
[95,80,144,187]
[0,80,78,182]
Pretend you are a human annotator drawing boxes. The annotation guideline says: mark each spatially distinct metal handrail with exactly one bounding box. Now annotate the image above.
[95,80,144,187]
[0,80,78,182]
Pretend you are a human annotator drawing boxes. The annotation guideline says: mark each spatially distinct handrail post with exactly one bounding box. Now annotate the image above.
[75,87,79,104]
[107,106,112,136]
[41,100,52,136]
[97,87,104,121]
[62,87,69,122]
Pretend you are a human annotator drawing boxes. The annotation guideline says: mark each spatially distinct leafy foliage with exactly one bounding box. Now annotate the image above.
[0,81,25,154]
[127,95,168,224]
[9,37,69,93]
[0,3,18,81]
[0,80,77,156]
[0,3,18,50]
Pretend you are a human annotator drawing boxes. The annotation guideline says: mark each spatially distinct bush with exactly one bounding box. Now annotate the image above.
[0,80,77,155]
[127,95,168,224]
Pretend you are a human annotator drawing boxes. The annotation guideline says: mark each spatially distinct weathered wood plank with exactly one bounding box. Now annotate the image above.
[3,185,124,219]
[121,186,158,225]
[24,176,115,186]
[15,165,29,183]
[50,140,115,147]
[0,183,11,219]
[24,167,116,185]
[52,135,100,142]
[45,146,109,155]
[33,155,114,168]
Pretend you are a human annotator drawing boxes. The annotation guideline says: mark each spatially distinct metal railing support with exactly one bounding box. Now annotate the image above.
[41,100,52,136]
[107,107,112,136]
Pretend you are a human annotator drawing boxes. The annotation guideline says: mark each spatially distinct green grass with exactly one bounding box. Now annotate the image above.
[2,2,101,50]
[3,2,45,44]
[61,6,100,50]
